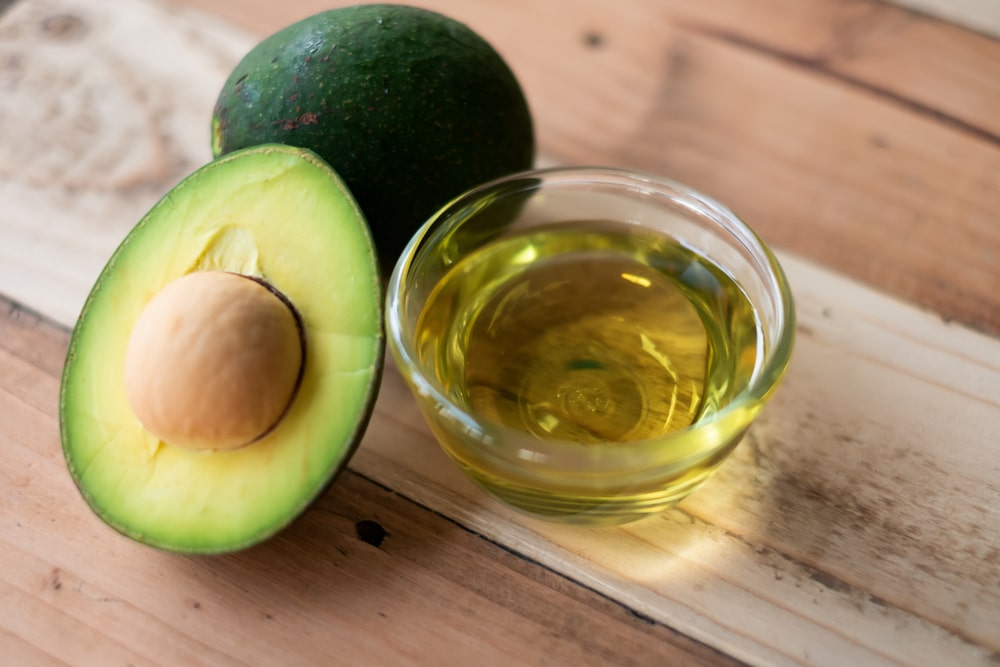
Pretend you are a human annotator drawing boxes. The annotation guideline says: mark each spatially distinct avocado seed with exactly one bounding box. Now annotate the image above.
[123,271,304,451]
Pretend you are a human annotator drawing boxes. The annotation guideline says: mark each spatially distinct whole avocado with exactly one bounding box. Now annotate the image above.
[211,4,535,270]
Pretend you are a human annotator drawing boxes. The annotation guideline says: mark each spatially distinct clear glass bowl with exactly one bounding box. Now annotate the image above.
[386,166,795,525]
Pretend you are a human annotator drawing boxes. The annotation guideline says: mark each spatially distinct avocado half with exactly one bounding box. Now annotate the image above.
[211,3,535,270]
[59,144,384,554]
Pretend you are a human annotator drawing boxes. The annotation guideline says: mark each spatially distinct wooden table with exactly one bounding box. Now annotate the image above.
[2,0,998,665]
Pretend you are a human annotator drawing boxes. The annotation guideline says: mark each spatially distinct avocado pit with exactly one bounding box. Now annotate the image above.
[123,270,304,451]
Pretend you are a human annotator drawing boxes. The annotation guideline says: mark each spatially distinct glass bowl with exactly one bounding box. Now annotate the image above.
[385,166,794,525]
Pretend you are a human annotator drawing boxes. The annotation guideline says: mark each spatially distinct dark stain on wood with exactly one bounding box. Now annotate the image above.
[39,13,88,41]
[713,408,1000,650]
[355,519,388,548]
[583,31,604,49]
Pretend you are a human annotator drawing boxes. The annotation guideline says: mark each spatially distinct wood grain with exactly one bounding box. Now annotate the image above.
[0,0,248,326]
[0,297,740,667]
[887,0,1000,38]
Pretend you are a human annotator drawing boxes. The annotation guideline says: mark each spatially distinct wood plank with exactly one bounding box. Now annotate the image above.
[0,627,68,667]
[4,0,999,336]
[0,299,739,667]
[646,0,1000,141]
[0,0,247,326]
[886,0,1000,38]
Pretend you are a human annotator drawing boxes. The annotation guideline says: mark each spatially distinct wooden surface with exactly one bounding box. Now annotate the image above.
[1,0,999,665]
[889,0,1000,38]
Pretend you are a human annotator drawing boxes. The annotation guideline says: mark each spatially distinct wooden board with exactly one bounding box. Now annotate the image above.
[1,0,999,665]
[0,0,247,325]
[888,0,1000,38]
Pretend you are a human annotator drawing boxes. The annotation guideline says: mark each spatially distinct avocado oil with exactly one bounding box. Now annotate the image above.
[415,221,760,515]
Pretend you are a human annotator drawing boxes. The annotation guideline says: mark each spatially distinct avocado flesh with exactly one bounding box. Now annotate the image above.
[211,3,535,269]
[60,145,383,554]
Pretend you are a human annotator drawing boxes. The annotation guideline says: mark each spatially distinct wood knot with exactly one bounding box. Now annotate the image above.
[355,519,387,548]
[583,31,605,48]
[40,14,88,41]
[48,567,63,591]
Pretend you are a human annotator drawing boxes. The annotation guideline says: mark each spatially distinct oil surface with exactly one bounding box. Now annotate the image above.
[416,221,760,445]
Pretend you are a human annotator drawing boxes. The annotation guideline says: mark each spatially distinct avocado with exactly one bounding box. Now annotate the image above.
[211,4,535,270]
[59,144,384,554]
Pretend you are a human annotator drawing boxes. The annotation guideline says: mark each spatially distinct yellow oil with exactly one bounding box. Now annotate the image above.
[414,220,760,518]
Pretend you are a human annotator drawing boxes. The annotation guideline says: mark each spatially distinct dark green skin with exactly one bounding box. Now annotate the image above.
[212,4,535,271]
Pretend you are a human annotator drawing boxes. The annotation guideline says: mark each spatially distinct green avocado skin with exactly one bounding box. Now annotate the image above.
[212,4,535,269]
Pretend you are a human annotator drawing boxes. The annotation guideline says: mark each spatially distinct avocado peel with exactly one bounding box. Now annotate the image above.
[211,3,535,270]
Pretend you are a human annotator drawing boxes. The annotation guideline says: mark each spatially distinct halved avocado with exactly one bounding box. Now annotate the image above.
[59,144,384,554]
